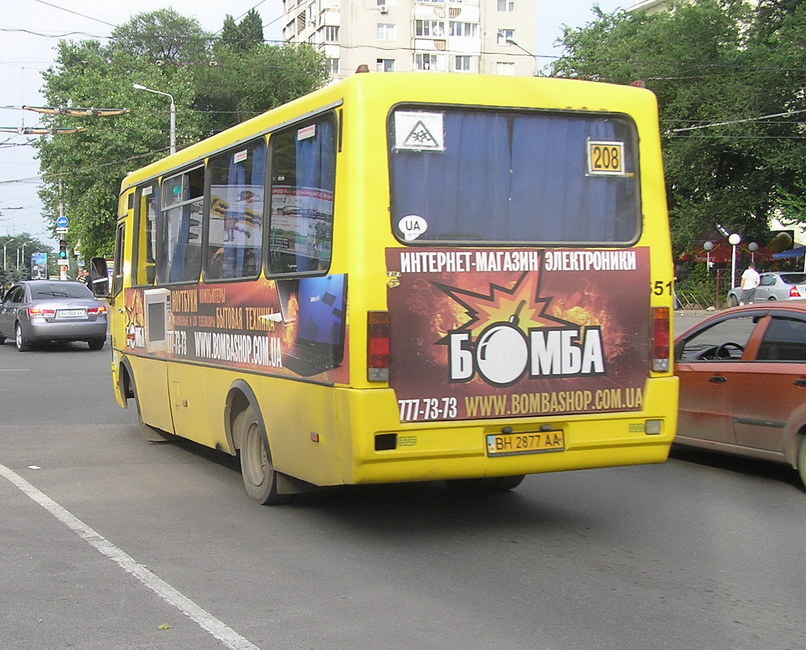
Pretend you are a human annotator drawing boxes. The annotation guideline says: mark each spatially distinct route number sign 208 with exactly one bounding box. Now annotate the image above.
[587,141,625,175]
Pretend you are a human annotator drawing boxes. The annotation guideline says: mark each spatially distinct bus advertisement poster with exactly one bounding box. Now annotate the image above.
[122,275,349,382]
[385,247,651,422]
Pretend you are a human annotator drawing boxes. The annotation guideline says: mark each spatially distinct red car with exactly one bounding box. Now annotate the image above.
[675,303,806,488]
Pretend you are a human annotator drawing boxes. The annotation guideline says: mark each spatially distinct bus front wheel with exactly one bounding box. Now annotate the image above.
[238,405,290,505]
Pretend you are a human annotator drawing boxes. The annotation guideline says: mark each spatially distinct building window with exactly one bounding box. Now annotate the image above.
[415,20,445,37]
[497,29,515,44]
[454,55,471,72]
[377,23,396,40]
[328,58,339,74]
[324,26,339,42]
[414,53,444,71]
[497,0,515,11]
[496,61,515,76]
[449,22,478,37]
[377,58,396,72]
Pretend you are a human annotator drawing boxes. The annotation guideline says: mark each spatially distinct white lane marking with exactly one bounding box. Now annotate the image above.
[0,463,259,650]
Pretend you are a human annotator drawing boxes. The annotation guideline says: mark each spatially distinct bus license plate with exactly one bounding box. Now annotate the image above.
[486,430,565,457]
[57,309,86,319]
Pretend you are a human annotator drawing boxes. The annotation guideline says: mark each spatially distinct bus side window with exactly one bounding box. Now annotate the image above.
[158,167,204,284]
[133,183,159,286]
[205,139,266,281]
[268,116,336,275]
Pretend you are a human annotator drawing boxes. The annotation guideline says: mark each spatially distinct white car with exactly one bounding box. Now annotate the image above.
[726,272,806,306]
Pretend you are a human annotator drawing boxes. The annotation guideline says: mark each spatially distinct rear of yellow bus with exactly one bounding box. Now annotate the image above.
[336,74,677,487]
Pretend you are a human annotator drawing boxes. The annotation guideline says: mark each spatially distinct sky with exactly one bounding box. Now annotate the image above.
[0,0,625,246]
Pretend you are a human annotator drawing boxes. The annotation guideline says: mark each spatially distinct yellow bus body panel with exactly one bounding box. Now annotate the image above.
[109,73,677,489]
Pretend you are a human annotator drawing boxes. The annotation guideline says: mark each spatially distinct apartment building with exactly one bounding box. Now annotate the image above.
[281,0,538,79]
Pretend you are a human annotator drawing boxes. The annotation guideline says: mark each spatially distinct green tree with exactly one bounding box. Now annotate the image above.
[220,9,265,51]
[551,0,805,254]
[33,10,329,259]
[110,8,211,66]
[0,233,54,285]
[195,43,330,134]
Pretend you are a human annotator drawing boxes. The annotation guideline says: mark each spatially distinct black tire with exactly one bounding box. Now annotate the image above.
[727,295,739,307]
[768,296,777,301]
[445,475,525,493]
[15,323,31,351]
[238,404,290,505]
[798,437,806,490]
[0,335,5,345]
[88,337,105,350]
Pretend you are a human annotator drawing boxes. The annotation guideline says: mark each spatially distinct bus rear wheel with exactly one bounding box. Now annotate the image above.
[238,405,290,505]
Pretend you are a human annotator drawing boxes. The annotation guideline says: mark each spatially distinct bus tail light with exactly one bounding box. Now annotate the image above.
[367,311,390,382]
[652,306,670,372]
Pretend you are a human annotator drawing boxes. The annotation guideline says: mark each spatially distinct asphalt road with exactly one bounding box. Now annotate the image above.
[2,321,805,650]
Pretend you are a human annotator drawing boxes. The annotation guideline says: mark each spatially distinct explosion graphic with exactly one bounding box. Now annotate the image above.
[434,270,573,340]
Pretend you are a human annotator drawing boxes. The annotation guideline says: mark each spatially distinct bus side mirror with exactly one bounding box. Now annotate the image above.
[88,257,110,298]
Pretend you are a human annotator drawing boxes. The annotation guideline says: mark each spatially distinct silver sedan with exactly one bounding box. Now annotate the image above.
[727,272,806,306]
[0,280,108,351]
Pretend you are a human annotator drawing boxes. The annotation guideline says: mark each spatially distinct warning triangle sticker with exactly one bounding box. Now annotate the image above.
[403,120,440,149]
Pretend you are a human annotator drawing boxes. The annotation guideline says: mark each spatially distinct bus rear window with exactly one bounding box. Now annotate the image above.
[389,108,640,245]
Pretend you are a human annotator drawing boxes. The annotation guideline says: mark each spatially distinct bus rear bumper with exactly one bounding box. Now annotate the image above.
[336,377,678,485]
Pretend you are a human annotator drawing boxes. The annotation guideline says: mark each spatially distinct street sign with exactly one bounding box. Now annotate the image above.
[57,259,69,266]
[56,228,67,235]
[56,216,68,228]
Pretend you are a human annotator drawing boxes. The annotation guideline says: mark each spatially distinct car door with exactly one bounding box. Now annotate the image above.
[0,285,24,337]
[676,313,761,445]
[754,274,775,301]
[731,312,806,455]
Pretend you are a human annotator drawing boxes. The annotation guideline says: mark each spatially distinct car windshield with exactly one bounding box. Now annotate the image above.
[779,274,806,284]
[32,283,92,299]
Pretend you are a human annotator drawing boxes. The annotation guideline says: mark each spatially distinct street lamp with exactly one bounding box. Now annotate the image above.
[748,242,758,265]
[505,38,539,77]
[703,240,714,274]
[133,83,176,155]
[728,233,741,289]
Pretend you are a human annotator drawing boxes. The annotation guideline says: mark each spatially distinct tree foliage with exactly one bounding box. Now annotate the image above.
[33,10,329,258]
[220,9,265,51]
[0,233,54,285]
[551,0,806,254]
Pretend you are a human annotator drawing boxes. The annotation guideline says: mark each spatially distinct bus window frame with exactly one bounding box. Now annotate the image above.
[157,165,205,286]
[386,104,643,248]
[265,110,339,279]
[132,181,160,288]
[203,136,268,284]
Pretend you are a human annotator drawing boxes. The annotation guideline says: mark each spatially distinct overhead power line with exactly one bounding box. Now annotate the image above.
[669,108,806,133]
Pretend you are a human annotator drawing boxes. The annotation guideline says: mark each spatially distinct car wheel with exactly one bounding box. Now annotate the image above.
[768,296,777,301]
[88,337,105,350]
[798,437,806,489]
[727,295,739,307]
[239,404,290,505]
[0,334,5,345]
[15,323,31,351]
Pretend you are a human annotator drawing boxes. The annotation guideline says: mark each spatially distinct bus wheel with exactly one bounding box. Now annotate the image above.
[239,405,290,505]
[798,436,806,490]
[445,475,525,493]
